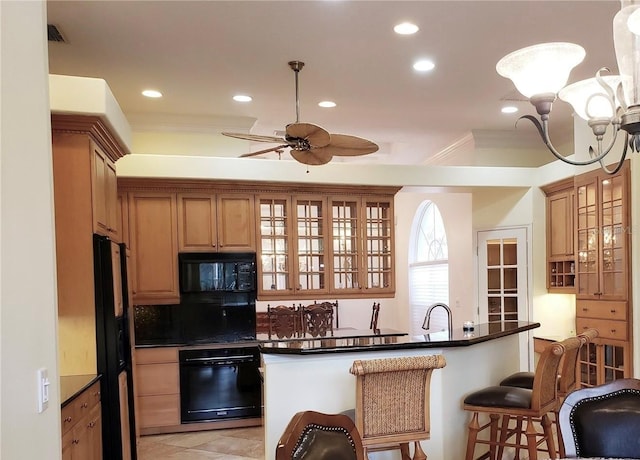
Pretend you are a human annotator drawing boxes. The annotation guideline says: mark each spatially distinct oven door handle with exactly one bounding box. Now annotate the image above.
[183,355,255,364]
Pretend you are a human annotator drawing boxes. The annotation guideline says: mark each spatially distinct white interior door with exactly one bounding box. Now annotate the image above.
[477,227,532,370]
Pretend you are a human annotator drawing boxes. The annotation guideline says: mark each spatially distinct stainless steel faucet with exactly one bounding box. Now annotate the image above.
[422,303,453,334]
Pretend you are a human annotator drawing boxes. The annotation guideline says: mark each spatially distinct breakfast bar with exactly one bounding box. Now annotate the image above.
[260,321,539,460]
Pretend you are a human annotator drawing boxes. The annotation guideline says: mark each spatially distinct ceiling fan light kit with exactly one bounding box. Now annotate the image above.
[496,1,640,175]
[222,61,379,166]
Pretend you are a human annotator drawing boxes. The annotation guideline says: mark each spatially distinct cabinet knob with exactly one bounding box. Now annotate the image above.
[582,307,588,312]
[610,309,616,313]
[81,402,88,409]
[72,440,80,445]
[611,329,616,333]
[64,416,72,423]
[88,421,95,428]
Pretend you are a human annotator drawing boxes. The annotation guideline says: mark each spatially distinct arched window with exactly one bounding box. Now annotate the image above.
[409,201,449,335]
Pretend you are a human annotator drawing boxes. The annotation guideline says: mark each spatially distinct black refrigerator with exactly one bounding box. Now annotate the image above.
[93,234,137,460]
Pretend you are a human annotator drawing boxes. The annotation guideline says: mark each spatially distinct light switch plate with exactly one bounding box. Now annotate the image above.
[37,368,50,413]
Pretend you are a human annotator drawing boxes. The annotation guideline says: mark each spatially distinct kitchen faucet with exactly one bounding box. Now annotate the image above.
[422,303,453,335]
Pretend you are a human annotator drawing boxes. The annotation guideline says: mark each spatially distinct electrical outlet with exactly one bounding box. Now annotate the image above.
[37,368,50,413]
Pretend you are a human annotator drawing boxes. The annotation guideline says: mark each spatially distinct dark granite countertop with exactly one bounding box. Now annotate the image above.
[259,321,540,355]
[60,374,100,407]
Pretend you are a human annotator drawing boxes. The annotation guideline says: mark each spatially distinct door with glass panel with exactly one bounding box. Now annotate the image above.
[477,227,530,369]
[258,196,293,296]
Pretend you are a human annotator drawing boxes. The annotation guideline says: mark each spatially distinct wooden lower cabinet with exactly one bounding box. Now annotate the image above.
[579,339,630,387]
[61,381,102,460]
[135,347,180,432]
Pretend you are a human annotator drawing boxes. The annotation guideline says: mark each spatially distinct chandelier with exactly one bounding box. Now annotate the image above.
[496,1,640,175]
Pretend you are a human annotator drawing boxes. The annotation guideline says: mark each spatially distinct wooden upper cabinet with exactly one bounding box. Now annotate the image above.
[177,194,216,251]
[542,178,575,292]
[51,115,128,376]
[177,193,255,252]
[128,192,179,304]
[91,140,120,241]
[574,162,630,300]
[217,194,256,251]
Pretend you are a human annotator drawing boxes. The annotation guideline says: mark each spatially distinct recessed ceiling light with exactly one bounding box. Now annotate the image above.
[394,22,419,35]
[501,106,518,114]
[413,60,435,72]
[233,95,252,102]
[318,101,336,108]
[142,89,162,98]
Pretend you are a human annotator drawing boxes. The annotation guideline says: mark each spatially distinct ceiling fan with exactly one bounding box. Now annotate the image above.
[222,61,379,166]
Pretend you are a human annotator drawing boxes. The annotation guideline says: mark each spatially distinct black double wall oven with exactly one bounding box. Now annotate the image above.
[177,252,262,424]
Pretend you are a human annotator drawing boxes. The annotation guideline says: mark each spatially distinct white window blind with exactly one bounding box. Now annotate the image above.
[409,201,449,335]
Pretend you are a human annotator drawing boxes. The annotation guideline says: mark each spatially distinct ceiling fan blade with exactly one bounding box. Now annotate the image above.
[222,132,287,144]
[285,123,331,147]
[239,144,289,158]
[290,150,333,166]
[315,134,379,156]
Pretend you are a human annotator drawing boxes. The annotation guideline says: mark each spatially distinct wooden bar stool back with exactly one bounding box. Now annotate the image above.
[463,340,565,460]
[348,354,446,460]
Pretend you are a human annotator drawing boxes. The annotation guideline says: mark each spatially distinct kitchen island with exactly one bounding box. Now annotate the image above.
[260,320,539,460]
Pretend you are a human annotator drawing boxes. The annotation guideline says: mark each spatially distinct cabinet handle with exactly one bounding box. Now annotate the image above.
[582,307,588,312]
[88,421,95,428]
[81,402,88,409]
[611,329,616,333]
[72,440,80,445]
[64,416,72,423]
[610,309,616,313]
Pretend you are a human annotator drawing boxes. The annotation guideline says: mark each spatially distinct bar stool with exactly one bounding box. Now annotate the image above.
[498,329,599,458]
[463,340,565,460]
[345,354,446,459]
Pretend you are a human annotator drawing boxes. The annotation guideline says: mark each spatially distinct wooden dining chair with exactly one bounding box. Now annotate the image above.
[276,410,365,460]
[369,302,380,331]
[268,304,302,339]
[301,303,334,337]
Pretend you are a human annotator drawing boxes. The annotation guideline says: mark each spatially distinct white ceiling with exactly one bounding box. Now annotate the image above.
[46,0,621,166]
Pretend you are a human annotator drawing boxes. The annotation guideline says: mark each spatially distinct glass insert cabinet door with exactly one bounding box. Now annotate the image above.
[331,198,360,291]
[294,197,327,293]
[259,197,291,293]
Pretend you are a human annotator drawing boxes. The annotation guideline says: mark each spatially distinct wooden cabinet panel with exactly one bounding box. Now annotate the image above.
[136,347,178,364]
[138,394,181,428]
[128,193,179,304]
[177,194,217,250]
[217,194,256,251]
[61,380,102,460]
[91,141,119,241]
[576,317,628,341]
[576,300,627,321]
[177,193,256,252]
[111,243,124,317]
[137,363,179,396]
[118,372,132,460]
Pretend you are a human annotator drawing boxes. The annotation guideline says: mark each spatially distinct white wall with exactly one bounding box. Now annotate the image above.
[1,1,60,458]
[394,190,474,332]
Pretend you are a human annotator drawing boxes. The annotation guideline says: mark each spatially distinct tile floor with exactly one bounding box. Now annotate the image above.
[135,423,556,460]
[136,426,265,460]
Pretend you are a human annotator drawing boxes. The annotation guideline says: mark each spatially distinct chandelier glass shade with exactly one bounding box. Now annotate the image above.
[496,1,640,174]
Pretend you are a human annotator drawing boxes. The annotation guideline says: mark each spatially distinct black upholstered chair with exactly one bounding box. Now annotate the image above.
[558,378,640,459]
[275,410,365,460]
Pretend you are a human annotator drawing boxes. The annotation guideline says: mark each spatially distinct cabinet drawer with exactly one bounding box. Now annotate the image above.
[137,363,179,395]
[576,300,627,321]
[576,317,628,341]
[85,381,102,409]
[138,394,180,428]
[61,403,76,435]
[136,347,178,364]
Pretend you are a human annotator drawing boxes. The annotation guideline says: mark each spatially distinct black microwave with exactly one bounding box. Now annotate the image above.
[179,252,256,293]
